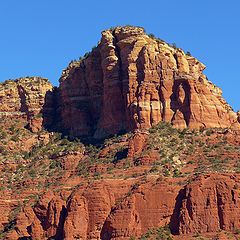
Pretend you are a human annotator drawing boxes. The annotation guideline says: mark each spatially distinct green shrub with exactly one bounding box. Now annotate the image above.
[173,169,182,177]
[10,135,19,142]
[35,113,43,119]
[163,169,170,177]
[235,229,240,234]
[148,33,155,39]
[0,130,7,139]
[150,165,159,173]
[140,226,173,240]
[129,237,137,240]
[78,163,89,177]
[93,172,101,180]
[49,160,62,169]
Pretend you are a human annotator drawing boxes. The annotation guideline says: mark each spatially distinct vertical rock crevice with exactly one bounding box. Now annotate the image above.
[216,186,224,230]
[135,46,146,128]
[169,188,185,235]
[17,85,29,114]
[158,63,166,122]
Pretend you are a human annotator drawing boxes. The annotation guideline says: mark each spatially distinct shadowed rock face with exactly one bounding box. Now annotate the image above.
[59,26,240,139]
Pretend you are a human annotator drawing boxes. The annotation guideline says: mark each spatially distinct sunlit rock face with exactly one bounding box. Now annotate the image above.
[0,77,53,132]
[1,26,238,138]
[59,26,239,139]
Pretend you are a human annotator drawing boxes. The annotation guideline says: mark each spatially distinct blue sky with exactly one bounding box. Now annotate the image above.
[0,0,239,110]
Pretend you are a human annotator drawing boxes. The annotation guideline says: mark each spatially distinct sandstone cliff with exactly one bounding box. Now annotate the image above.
[4,174,240,240]
[1,26,239,138]
[178,174,240,235]
[0,77,53,132]
[59,26,239,138]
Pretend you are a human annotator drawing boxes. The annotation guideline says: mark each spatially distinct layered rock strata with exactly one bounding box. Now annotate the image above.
[0,77,53,132]
[59,26,239,138]
[1,27,239,137]
[5,174,240,239]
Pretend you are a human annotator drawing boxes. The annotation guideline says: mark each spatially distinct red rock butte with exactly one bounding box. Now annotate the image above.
[59,26,239,138]
[0,26,239,138]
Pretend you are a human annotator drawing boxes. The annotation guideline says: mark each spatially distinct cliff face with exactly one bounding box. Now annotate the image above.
[0,77,53,132]
[178,174,240,235]
[1,27,239,137]
[5,174,240,240]
[59,26,239,138]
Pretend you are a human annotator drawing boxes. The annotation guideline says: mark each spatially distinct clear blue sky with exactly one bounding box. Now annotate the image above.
[0,0,239,110]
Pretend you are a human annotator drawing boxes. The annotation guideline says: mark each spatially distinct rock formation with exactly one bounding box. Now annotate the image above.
[4,174,240,239]
[0,26,240,240]
[59,26,239,138]
[178,174,240,235]
[127,130,149,159]
[1,26,239,138]
[0,77,53,132]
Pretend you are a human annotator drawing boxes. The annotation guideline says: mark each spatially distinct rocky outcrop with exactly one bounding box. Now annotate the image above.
[1,26,239,138]
[0,77,53,132]
[59,26,240,138]
[3,191,68,240]
[6,180,133,240]
[178,174,240,235]
[4,174,240,239]
[127,130,149,159]
[101,180,181,240]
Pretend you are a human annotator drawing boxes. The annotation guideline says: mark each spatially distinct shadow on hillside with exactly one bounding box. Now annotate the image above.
[41,88,129,146]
